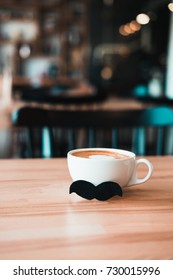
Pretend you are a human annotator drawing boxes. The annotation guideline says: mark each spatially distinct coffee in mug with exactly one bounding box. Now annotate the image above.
[71,149,130,160]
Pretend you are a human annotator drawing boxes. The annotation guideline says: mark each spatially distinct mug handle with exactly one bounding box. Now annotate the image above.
[127,158,153,187]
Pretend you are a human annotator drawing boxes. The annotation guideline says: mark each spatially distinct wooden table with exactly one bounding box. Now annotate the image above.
[0,156,173,260]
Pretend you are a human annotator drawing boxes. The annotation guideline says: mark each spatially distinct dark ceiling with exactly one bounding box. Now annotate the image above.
[101,0,170,24]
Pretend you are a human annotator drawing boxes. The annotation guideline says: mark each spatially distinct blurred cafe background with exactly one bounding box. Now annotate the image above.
[0,0,173,158]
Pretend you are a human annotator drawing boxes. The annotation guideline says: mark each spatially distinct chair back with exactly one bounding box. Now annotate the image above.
[12,106,173,157]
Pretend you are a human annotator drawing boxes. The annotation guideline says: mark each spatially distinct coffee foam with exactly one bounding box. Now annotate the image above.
[89,155,116,160]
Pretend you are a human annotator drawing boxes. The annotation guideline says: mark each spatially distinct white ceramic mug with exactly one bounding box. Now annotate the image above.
[67,148,153,187]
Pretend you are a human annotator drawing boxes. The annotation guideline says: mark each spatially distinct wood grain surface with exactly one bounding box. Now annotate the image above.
[0,157,173,260]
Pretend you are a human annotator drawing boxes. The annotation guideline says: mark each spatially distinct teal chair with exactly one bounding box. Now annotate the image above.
[131,106,173,155]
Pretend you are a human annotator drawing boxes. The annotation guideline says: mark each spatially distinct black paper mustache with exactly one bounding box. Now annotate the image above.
[69,180,123,201]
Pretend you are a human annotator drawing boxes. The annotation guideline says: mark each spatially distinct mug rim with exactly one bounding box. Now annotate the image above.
[67,147,135,161]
